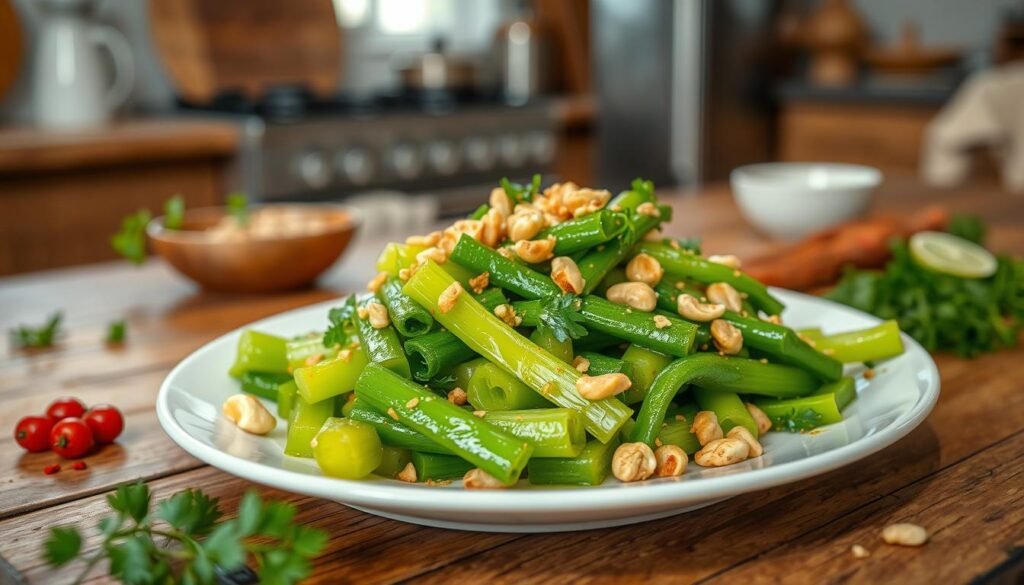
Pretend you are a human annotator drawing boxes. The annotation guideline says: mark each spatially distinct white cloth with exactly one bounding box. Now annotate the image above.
[922,64,1024,193]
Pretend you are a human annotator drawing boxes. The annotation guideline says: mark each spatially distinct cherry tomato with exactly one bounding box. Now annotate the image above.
[14,416,54,452]
[50,418,95,459]
[83,405,124,444]
[46,397,87,422]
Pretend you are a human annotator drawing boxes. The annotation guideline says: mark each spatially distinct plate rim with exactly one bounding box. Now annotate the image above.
[156,289,940,515]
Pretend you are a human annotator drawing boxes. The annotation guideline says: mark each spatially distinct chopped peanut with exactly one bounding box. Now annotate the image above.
[706,282,743,313]
[513,236,557,263]
[551,256,585,294]
[576,373,632,400]
[694,437,749,467]
[463,468,507,489]
[416,246,447,266]
[654,445,688,477]
[612,442,657,482]
[708,254,742,269]
[405,231,442,247]
[494,304,523,327]
[447,388,468,405]
[691,411,724,446]
[396,462,417,483]
[572,355,591,373]
[468,272,490,294]
[745,403,773,435]
[222,394,276,435]
[726,426,763,458]
[480,207,507,248]
[367,272,389,293]
[881,523,928,547]
[387,407,399,421]
[710,319,743,355]
[405,397,420,409]
[489,187,512,216]
[677,294,726,322]
[625,253,664,286]
[653,315,672,329]
[606,282,657,312]
[635,202,661,217]
[438,282,464,314]
[367,302,390,329]
[851,545,870,559]
[507,209,545,242]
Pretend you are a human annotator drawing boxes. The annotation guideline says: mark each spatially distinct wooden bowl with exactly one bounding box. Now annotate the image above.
[148,204,358,293]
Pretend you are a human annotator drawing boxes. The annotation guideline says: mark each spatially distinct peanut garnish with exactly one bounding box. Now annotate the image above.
[480,207,507,248]
[416,246,447,266]
[367,272,389,293]
[625,253,664,286]
[551,256,585,294]
[706,282,743,313]
[405,231,442,247]
[396,462,418,483]
[447,387,468,405]
[654,445,688,477]
[606,282,657,312]
[690,411,724,446]
[710,319,743,355]
[635,202,661,217]
[576,373,632,400]
[726,426,763,458]
[653,315,672,329]
[507,209,545,242]
[367,302,390,329]
[612,442,657,482]
[708,254,742,269]
[386,407,399,421]
[463,468,507,489]
[356,306,369,320]
[513,236,557,263]
[468,272,490,294]
[494,304,523,327]
[438,281,463,314]
[851,544,870,559]
[222,394,276,435]
[881,523,928,547]
[694,437,750,467]
[489,187,512,216]
[405,397,420,409]
[572,355,591,373]
[745,403,773,435]
[676,294,726,322]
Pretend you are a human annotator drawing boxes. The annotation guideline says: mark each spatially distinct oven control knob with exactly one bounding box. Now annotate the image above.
[427,140,459,175]
[337,147,375,186]
[527,131,556,164]
[463,136,496,171]
[390,143,423,180]
[498,133,526,167]
[295,150,331,190]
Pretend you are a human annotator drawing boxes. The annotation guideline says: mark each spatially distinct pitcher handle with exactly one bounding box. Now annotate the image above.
[90,25,135,112]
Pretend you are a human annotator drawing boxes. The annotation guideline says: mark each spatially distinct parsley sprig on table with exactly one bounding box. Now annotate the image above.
[10,312,62,349]
[44,481,326,585]
[111,210,152,265]
[536,294,587,342]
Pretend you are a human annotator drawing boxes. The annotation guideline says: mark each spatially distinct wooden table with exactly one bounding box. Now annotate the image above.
[1,178,1023,584]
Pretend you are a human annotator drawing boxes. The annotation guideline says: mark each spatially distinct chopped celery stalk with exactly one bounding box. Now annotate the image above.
[693,388,759,437]
[375,446,412,479]
[657,420,701,454]
[376,242,426,276]
[285,334,340,371]
[277,380,298,419]
[347,405,451,454]
[619,345,674,404]
[527,437,621,486]
[240,371,290,401]
[228,330,288,378]
[529,327,574,363]
[355,363,532,484]
[285,395,334,458]
[813,376,857,411]
[754,393,843,433]
[466,360,551,411]
[411,451,474,482]
[379,278,434,338]
[354,293,411,378]
[293,348,369,404]
[405,330,477,382]
[403,261,632,443]
[312,417,382,479]
[798,321,905,364]
[448,235,562,299]
[535,210,629,255]
[453,357,489,392]
[482,409,586,458]
[340,393,359,417]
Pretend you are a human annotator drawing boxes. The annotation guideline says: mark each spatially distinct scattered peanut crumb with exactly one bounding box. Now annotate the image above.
[759,358,768,364]
[305,353,323,366]
[356,306,369,320]
[396,462,417,483]
[387,407,400,421]
[881,523,928,547]
[469,272,490,294]
[473,410,487,418]
[447,388,468,405]
[406,397,420,409]
[572,355,591,373]
[675,414,686,422]
[851,544,870,559]
[653,315,671,329]
[864,369,876,380]
[367,272,388,293]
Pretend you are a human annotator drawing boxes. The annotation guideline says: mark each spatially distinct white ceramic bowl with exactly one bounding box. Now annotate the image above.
[730,163,882,240]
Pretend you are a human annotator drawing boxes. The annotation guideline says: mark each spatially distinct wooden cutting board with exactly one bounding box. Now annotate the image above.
[0,0,22,100]
[149,0,343,102]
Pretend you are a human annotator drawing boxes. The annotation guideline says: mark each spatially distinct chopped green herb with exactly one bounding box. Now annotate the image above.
[323,296,358,349]
[500,174,542,205]
[771,407,824,433]
[164,195,185,230]
[948,213,986,245]
[536,293,587,343]
[10,312,62,349]
[106,320,126,344]
[111,209,152,265]
[227,193,250,226]
[42,480,326,585]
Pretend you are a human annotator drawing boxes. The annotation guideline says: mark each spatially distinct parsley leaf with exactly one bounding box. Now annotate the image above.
[107,481,151,523]
[164,195,185,230]
[771,407,824,433]
[157,489,222,537]
[500,174,542,204]
[106,320,127,344]
[43,526,81,566]
[948,213,986,245]
[323,296,357,348]
[536,294,588,342]
[226,193,250,226]
[111,209,152,265]
[10,311,62,349]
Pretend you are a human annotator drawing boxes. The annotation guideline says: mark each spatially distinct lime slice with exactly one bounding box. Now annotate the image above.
[909,231,997,278]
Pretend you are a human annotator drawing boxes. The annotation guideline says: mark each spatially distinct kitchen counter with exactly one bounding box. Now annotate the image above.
[1,176,1022,584]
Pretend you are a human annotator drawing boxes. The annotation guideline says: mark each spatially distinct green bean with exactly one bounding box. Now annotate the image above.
[228,330,289,378]
[535,210,628,255]
[449,234,561,298]
[374,446,412,479]
[355,363,532,484]
[813,376,857,411]
[527,437,620,486]
[723,311,842,382]
[637,242,785,315]
[592,267,627,295]
[347,404,451,455]
[405,330,477,382]
[277,380,297,419]
[468,203,489,220]
[530,327,573,363]
[482,408,586,458]
[285,394,335,458]
[619,345,674,404]
[577,351,632,378]
[285,334,340,371]
[754,393,843,432]
[798,320,904,364]
[411,451,474,482]
[354,293,411,378]
[379,277,434,338]
[577,208,668,294]
[657,420,701,454]
[693,388,759,437]
[631,354,819,445]
[572,329,624,352]
[608,181,655,211]
[292,348,369,404]
[240,371,290,401]
[403,261,632,443]
[466,360,550,411]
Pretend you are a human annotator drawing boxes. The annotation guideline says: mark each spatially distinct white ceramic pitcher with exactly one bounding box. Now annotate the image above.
[32,0,134,129]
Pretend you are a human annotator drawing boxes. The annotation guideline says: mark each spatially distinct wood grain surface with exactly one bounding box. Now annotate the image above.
[1,177,1022,584]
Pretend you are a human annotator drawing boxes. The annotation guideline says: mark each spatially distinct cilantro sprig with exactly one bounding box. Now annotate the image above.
[43,481,326,585]
[322,296,358,348]
[536,294,587,343]
[10,312,62,349]
[111,210,152,265]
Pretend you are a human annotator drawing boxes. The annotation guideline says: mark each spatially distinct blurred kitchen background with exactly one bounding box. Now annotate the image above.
[1,0,1023,276]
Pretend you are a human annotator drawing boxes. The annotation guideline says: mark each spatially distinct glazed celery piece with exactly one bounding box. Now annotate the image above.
[312,417,383,480]
[355,363,533,484]
[481,409,586,458]
[449,235,562,299]
[285,394,335,458]
[374,446,412,479]
[403,261,633,443]
[285,334,340,371]
[631,354,820,445]
[693,388,759,437]
[466,360,551,411]
[379,278,434,338]
[453,357,488,393]
[798,320,905,364]
[530,328,574,363]
[228,330,289,378]
[410,451,474,482]
[722,311,843,382]
[637,241,785,316]
[347,405,451,455]
[619,345,674,404]
[578,352,632,378]
[240,371,290,401]
[657,420,701,454]
[292,347,370,404]
[354,293,411,379]
[277,380,298,419]
[527,436,621,486]
[405,330,477,382]
[753,393,844,433]
[376,242,427,276]
[813,376,857,411]
[534,210,628,255]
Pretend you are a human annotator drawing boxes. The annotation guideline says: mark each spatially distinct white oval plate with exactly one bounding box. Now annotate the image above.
[157,289,939,533]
